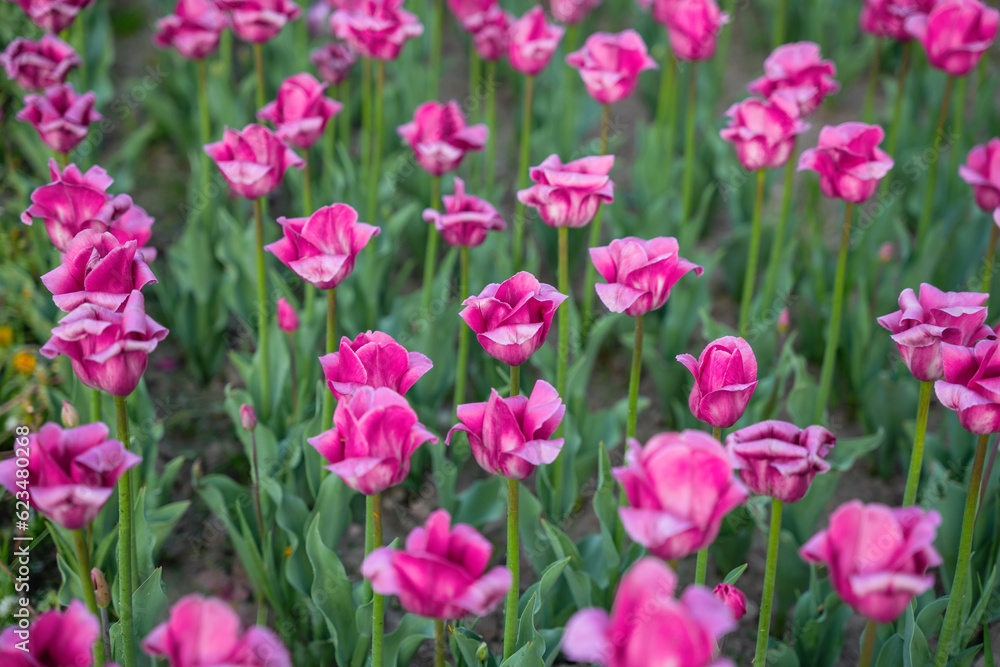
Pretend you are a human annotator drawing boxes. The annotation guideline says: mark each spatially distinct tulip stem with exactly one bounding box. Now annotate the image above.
[753,498,783,665]
[338,79,350,149]
[58,151,69,169]
[368,60,385,226]
[288,334,298,417]
[114,395,136,667]
[361,59,372,204]
[510,364,520,396]
[557,227,570,397]
[429,0,444,98]
[760,145,796,317]
[196,59,211,199]
[90,388,101,424]
[369,492,384,667]
[813,203,853,424]
[772,0,788,47]
[626,315,644,439]
[655,37,675,139]
[303,151,313,217]
[902,381,933,506]
[862,41,880,124]
[321,288,337,428]
[916,75,954,245]
[680,63,698,225]
[860,619,878,667]
[738,170,767,338]
[983,222,998,295]
[503,477,519,661]
[249,427,264,538]
[73,529,107,667]
[253,43,266,110]
[933,432,990,666]
[454,248,470,412]
[468,47,481,184]
[884,42,911,163]
[561,24,581,154]
[513,75,535,273]
[580,104,612,342]
[434,619,446,667]
[422,176,442,314]
[485,60,497,191]
[253,199,271,417]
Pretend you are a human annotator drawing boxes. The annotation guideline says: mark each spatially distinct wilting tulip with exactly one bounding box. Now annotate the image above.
[906,0,999,76]
[677,337,758,429]
[310,42,357,85]
[720,94,809,171]
[257,73,342,149]
[17,83,101,154]
[747,42,840,117]
[713,583,747,621]
[218,0,302,43]
[564,558,737,667]
[877,284,994,382]
[240,403,258,431]
[959,138,1000,211]
[265,204,379,289]
[935,338,1000,434]
[507,6,565,76]
[550,0,601,23]
[800,501,941,622]
[331,0,424,61]
[590,236,703,317]
[40,290,169,397]
[397,101,488,176]
[277,297,299,332]
[142,594,291,667]
[422,177,505,247]
[517,154,615,228]
[1,35,80,90]
[666,0,730,61]
[308,386,437,494]
[860,0,935,41]
[447,0,495,21]
[566,30,657,105]
[153,0,229,59]
[0,601,101,667]
[614,431,749,560]
[362,509,511,619]
[447,380,565,480]
[0,422,140,529]
[319,330,432,401]
[459,271,567,367]
[8,0,95,33]
[463,7,513,61]
[725,420,835,503]
[798,122,894,203]
[204,124,305,200]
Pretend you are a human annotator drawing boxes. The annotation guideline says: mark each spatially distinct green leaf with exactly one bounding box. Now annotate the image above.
[499,641,545,667]
[515,590,545,658]
[875,636,905,667]
[383,614,435,667]
[132,568,168,640]
[453,477,505,527]
[305,513,358,666]
[453,628,492,667]
[723,563,749,585]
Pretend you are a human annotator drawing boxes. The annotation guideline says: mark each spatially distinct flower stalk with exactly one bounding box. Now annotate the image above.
[253,198,271,417]
[738,170,767,337]
[73,529,107,667]
[814,203,854,423]
[422,176,442,313]
[753,498,783,664]
[114,394,136,667]
[902,381,933,506]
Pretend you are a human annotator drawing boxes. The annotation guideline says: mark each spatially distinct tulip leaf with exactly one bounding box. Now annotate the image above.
[453,627,494,667]
[875,635,905,667]
[915,596,950,643]
[765,638,802,667]
[515,590,545,658]
[453,477,505,527]
[305,512,358,666]
[960,566,998,648]
[723,563,749,585]
[383,613,434,667]
[498,641,544,667]
[132,567,168,641]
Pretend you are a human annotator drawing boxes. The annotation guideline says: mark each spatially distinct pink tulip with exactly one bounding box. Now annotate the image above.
[307,386,438,494]
[257,73,342,149]
[447,379,565,480]
[798,122,894,203]
[41,230,158,312]
[1,35,80,90]
[218,0,302,43]
[459,271,567,366]
[720,94,809,171]
[725,420,835,503]
[142,594,291,667]
[319,330,432,401]
[277,297,299,332]
[0,422,140,529]
[906,0,999,76]
[566,30,657,105]
[590,236,703,317]
[614,431,749,560]
[959,138,1000,212]
[677,337,758,429]
[447,0,495,22]
[331,0,424,61]
[397,101,488,177]
[40,290,169,396]
[860,0,935,41]
[310,42,357,85]
[666,0,730,61]
[517,154,615,228]
[8,0,94,33]
[464,6,514,61]
[747,42,840,117]
[635,0,684,26]
[16,83,101,154]
[265,204,379,289]
[563,558,737,667]
[0,600,102,667]
[422,176,506,247]
[800,501,942,623]
[877,283,994,382]
[713,583,747,621]
[153,0,229,59]
[362,509,511,619]
[507,6,565,76]
[550,0,601,24]
[878,241,894,263]
[240,403,258,430]
[935,338,1000,434]
[204,124,305,200]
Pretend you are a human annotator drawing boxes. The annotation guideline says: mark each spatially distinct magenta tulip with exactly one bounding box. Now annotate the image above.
[959,138,1000,211]
[517,154,615,228]
[319,330,432,401]
[143,594,291,667]
[725,420,835,503]
[906,0,999,76]
[0,600,101,667]
[877,283,994,382]
[362,509,511,619]
[257,72,342,149]
[397,101,488,177]
[507,6,565,76]
[713,583,747,621]
[447,379,565,480]
[1,35,80,90]
[798,122,894,203]
[153,0,229,59]
[666,0,729,61]
[265,203,379,289]
[590,236,703,317]
[308,386,437,494]
[218,0,302,43]
[331,0,424,61]
[550,0,601,24]
[566,30,657,106]
[464,7,513,61]
[563,558,737,667]
[636,0,684,27]
[422,177,505,247]
[935,338,1000,434]
[677,336,758,429]
[240,403,258,431]
[310,42,357,85]
[277,297,299,332]
[40,290,169,396]
[8,0,94,33]
[860,0,935,41]
[459,271,567,367]
[17,82,101,154]
[204,124,305,200]
[747,42,840,117]
[614,431,749,560]
[720,94,809,171]
[800,501,942,623]
[447,0,495,21]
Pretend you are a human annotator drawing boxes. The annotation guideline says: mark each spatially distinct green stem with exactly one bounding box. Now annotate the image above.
[288,334,298,418]
[485,61,497,191]
[454,247,470,411]
[884,42,911,162]
[361,59,372,202]
[250,429,264,537]
[322,289,337,428]
[712,0,736,94]
[772,0,788,47]
[513,75,535,273]
[948,75,967,195]
[626,315,644,439]
[753,499,783,665]
[862,41,880,124]
[58,151,69,169]
[368,60,385,226]
[73,529,107,667]
[90,388,101,424]
[903,381,933,506]
[860,619,878,667]
[434,619,446,667]
[253,199,271,417]
[429,0,444,97]
[253,43,266,110]
[680,63,698,224]
[338,79,351,150]
[114,395,136,667]
[371,492,384,667]
[738,170,767,338]
[197,59,211,197]
[813,203,853,424]
[917,75,954,244]
[760,147,797,315]
[503,477,519,660]
[933,432,990,666]
[303,151,313,217]
[510,364,520,397]
[655,41,677,176]
[580,105,612,341]
[561,24,581,154]
[422,176,442,314]
[985,223,999,296]
[557,227,570,397]
[468,46,481,184]
[326,91,337,163]
[693,426,722,586]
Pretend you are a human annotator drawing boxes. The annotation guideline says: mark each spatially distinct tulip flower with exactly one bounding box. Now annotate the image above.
[153,0,229,59]
[257,72,342,150]
[747,42,840,117]
[240,403,258,431]
[422,177,505,248]
[397,101,488,177]
[563,558,737,667]
[319,330,432,401]
[677,337,758,429]
[550,0,601,23]
[507,6,564,76]
[959,138,1000,212]
[447,0,495,21]
[713,583,747,621]
[799,123,894,203]
[1,35,80,90]
[464,7,512,60]
[726,420,835,503]
[721,94,808,172]
[517,155,615,229]
[860,0,935,40]
[331,0,424,61]
[565,30,657,106]
[218,0,302,43]
[16,82,101,154]
[0,601,101,667]
[8,0,95,33]
[667,0,729,61]
[277,297,299,332]
[310,42,357,85]
[204,124,305,200]
[906,0,998,76]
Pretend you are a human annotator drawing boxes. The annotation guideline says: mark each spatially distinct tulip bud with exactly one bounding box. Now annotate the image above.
[240,404,257,431]
[777,308,790,334]
[91,568,110,608]
[878,242,893,264]
[476,642,489,662]
[277,298,300,333]
[713,583,747,621]
[61,401,80,428]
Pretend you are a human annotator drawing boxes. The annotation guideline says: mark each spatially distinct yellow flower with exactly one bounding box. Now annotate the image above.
[0,326,12,348]
[12,352,36,376]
